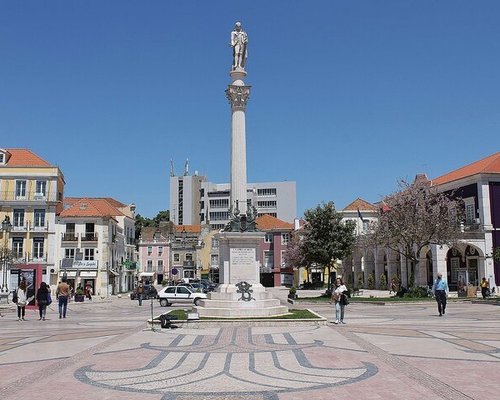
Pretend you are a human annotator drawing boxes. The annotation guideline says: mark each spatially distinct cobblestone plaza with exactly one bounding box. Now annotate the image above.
[1,294,499,399]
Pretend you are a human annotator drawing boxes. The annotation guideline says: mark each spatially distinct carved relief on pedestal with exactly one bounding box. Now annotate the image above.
[225,85,251,110]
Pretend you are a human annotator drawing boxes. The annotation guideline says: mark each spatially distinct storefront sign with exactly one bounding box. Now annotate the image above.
[73,260,98,269]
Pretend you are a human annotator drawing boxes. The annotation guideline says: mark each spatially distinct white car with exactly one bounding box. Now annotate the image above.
[157,285,207,307]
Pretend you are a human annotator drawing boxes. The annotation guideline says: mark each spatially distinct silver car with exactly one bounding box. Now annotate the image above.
[157,285,207,307]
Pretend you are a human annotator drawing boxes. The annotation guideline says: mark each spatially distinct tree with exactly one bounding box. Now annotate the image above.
[370,178,464,287]
[297,202,356,288]
[135,210,170,240]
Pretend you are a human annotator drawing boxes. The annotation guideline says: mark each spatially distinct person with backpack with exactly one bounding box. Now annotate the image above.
[36,282,50,321]
[15,280,28,321]
[330,277,349,325]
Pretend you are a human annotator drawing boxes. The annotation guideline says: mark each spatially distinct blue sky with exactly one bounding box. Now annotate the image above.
[1,1,499,218]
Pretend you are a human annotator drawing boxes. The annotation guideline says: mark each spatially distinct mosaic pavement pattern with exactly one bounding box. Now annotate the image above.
[75,327,377,399]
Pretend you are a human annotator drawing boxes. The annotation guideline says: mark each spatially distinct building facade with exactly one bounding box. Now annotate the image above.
[169,161,297,230]
[341,153,500,293]
[55,198,136,295]
[0,148,65,302]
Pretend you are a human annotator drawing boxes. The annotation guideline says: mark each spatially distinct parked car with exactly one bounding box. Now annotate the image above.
[157,285,207,307]
[178,282,207,293]
[130,285,158,300]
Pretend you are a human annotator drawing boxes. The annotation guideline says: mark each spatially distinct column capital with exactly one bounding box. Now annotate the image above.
[226,84,251,110]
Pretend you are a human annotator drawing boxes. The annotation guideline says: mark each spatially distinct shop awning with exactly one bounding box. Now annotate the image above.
[108,269,119,277]
[139,272,155,277]
[80,271,98,278]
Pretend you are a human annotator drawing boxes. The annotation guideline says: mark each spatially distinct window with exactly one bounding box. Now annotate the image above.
[15,180,26,198]
[265,233,273,243]
[147,246,153,256]
[464,197,475,225]
[212,238,219,249]
[174,253,180,262]
[257,200,277,208]
[66,223,75,233]
[185,253,193,262]
[13,209,25,227]
[0,153,4,164]
[35,180,47,196]
[12,238,23,258]
[210,224,225,230]
[33,238,44,259]
[211,254,219,266]
[363,220,370,232]
[257,188,277,196]
[34,209,46,227]
[65,248,76,259]
[165,286,175,294]
[450,258,460,283]
[158,246,163,256]
[281,233,290,245]
[209,198,229,208]
[84,248,95,260]
[157,260,164,271]
[147,260,153,272]
[264,251,274,268]
[258,212,277,218]
[281,250,287,268]
[209,211,230,221]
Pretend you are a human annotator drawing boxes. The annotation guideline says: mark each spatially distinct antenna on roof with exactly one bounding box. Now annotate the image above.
[170,159,175,177]
[184,158,189,176]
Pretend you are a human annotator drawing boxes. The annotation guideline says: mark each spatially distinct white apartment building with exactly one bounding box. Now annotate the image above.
[169,163,296,230]
[55,198,136,296]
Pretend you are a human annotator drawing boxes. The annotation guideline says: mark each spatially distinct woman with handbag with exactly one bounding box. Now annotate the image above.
[331,277,348,325]
[36,282,50,321]
[16,280,28,321]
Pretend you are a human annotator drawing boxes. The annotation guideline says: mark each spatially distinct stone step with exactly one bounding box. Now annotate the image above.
[197,298,281,309]
[194,305,289,318]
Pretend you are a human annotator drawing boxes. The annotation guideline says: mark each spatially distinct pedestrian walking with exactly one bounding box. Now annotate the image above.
[136,280,144,306]
[480,277,489,299]
[330,277,348,324]
[36,282,50,321]
[56,277,71,319]
[432,272,449,316]
[85,283,93,300]
[16,280,28,321]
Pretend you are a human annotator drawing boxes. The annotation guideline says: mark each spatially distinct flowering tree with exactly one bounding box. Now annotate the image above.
[370,178,464,286]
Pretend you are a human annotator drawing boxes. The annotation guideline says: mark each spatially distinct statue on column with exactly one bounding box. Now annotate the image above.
[230,21,248,70]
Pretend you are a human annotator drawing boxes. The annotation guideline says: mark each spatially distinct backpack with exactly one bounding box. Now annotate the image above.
[12,290,18,304]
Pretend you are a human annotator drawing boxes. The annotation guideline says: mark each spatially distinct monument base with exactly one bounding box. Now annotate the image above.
[194,231,288,318]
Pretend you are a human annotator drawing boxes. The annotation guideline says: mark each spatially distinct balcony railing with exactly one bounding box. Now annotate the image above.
[81,233,98,242]
[62,232,78,242]
[12,221,28,232]
[0,191,53,202]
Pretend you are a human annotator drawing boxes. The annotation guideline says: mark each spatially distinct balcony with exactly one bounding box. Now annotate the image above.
[61,232,78,243]
[81,232,98,243]
[11,221,28,232]
[0,191,52,202]
[31,224,48,232]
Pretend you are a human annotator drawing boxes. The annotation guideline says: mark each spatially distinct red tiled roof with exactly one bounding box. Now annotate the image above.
[2,148,54,167]
[256,214,294,231]
[175,225,202,234]
[60,198,125,218]
[432,152,500,185]
[343,198,377,212]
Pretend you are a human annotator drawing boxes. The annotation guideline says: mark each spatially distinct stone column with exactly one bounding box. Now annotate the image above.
[225,70,251,212]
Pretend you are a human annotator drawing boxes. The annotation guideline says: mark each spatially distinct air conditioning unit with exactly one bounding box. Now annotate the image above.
[50,268,56,274]
[475,218,481,224]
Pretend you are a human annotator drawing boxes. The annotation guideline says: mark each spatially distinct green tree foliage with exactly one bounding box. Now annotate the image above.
[135,210,170,240]
[300,202,356,272]
[379,274,387,290]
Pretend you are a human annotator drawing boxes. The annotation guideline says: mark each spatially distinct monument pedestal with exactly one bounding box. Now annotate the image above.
[194,231,289,318]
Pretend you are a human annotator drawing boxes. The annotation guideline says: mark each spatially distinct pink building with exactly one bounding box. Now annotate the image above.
[137,226,171,285]
[256,215,294,287]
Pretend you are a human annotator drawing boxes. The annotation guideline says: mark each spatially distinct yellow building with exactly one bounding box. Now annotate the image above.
[0,148,65,294]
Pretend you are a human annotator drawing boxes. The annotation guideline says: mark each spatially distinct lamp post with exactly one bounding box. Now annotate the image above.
[1,216,13,299]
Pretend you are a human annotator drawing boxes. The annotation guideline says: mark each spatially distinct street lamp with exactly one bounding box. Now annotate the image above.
[1,216,13,296]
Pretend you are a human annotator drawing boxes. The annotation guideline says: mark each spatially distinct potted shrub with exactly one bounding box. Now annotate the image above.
[75,286,85,302]
[288,286,297,300]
